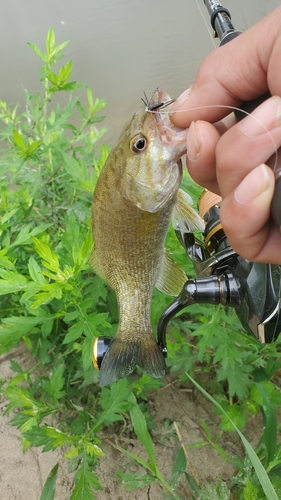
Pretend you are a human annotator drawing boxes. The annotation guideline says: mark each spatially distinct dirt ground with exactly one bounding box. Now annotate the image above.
[0,344,266,500]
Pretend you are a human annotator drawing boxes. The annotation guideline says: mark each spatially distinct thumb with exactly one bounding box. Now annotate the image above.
[220,164,280,263]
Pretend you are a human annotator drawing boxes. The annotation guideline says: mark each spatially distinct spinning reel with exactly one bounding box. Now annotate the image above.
[157,190,281,359]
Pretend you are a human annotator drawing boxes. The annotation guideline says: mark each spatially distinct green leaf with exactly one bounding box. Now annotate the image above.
[59,82,86,91]
[0,270,28,295]
[251,381,281,408]
[63,310,80,322]
[0,315,46,353]
[9,223,52,248]
[63,321,85,344]
[266,357,281,379]
[87,88,94,111]
[169,447,187,488]
[58,61,73,82]
[87,312,109,330]
[9,359,24,374]
[9,412,39,433]
[10,223,33,247]
[4,385,44,414]
[185,472,201,496]
[41,318,54,338]
[71,454,102,500]
[45,364,65,402]
[94,378,132,430]
[1,207,20,225]
[243,479,259,500]
[269,463,281,478]
[26,139,41,154]
[217,362,251,399]
[40,463,59,500]
[219,403,247,431]
[23,426,69,452]
[28,256,47,285]
[55,40,70,53]
[82,336,94,371]
[84,442,104,458]
[32,237,60,272]
[30,282,63,308]
[256,382,277,465]
[46,27,55,57]
[197,480,231,500]
[116,471,155,490]
[128,392,156,472]
[13,129,26,150]
[27,42,47,62]
[199,420,231,462]
[213,335,240,369]
[116,446,154,473]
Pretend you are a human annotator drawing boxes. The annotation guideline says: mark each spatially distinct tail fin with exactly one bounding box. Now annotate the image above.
[98,337,166,387]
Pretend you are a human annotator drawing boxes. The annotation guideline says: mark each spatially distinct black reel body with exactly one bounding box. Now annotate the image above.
[157,191,281,357]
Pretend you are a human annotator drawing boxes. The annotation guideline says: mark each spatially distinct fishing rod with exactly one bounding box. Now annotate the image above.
[156,1,281,357]
[203,0,281,227]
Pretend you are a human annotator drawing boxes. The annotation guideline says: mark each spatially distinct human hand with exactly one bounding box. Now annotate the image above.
[170,7,281,264]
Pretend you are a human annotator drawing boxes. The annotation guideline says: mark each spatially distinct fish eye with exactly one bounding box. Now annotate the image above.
[130,135,148,154]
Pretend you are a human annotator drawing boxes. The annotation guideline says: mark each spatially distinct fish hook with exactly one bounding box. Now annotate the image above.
[141,91,174,111]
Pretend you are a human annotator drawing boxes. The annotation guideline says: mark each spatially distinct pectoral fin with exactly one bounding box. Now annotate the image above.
[172,188,205,233]
[155,249,186,296]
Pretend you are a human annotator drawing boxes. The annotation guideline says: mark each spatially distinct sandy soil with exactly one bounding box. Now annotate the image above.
[0,344,266,500]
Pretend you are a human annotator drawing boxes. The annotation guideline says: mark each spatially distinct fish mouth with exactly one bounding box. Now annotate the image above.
[147,88,187,153]
[146,87,173,111]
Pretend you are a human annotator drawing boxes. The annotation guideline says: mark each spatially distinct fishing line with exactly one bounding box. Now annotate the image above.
[147,104,279,173]
[194,0,217,49]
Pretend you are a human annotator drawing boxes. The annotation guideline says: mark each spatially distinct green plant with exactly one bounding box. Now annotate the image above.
[0,27,116,498]
[1,27,281,500]
[116,392,186,499]
[186,374,281,500]
[40,463,58,500]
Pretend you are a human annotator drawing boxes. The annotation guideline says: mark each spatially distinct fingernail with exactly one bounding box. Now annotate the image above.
[186,121,201,161]
[235,164,271,205]
[170,87,191,112]
[240,96,281,137]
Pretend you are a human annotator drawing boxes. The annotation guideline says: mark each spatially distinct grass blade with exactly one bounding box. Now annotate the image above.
[186,373,279,500]
[256,382,277,465]
[128,392,157,471]
[40,463,59,500]
[127,393,181,498]
[169,447,186,488]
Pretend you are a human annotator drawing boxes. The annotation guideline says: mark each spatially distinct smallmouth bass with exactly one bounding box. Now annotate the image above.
[90,88,203,386]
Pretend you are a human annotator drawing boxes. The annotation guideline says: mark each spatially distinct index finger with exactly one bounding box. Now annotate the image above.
[171,6,281,128]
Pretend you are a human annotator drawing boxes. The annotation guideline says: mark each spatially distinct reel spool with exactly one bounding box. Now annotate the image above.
[92,337,112,370]
[198,189,227,255]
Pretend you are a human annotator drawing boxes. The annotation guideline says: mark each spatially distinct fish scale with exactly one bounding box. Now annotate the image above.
[90,88,204,386]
